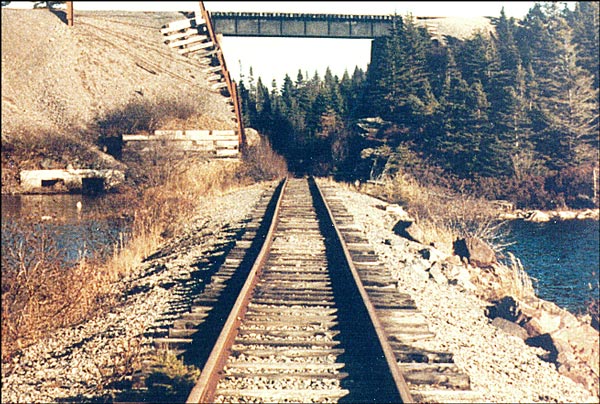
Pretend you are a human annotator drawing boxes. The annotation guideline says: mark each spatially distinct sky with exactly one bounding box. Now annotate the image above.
[9,1,567,86]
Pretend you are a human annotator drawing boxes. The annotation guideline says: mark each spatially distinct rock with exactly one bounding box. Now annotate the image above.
[556,211,578,220]
[454,237,497,268]
[491,317,529,340]
[525,210,551,222]
[552,324,600,376]
[445,264,477,292]
[444,254,463,266]
[577,209,599,220]
[393,220,425,244]
[418,246,448,262]
[244,128,261,147]
[428,262,448,284]
[486,296,522,323]
[523,311,562,336]
[385,204,411,220]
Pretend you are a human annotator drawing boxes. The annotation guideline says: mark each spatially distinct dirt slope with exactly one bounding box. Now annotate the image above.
[1,8,237,192]
[1,8,235,136]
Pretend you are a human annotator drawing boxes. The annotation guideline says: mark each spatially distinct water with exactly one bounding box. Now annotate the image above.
[505,219,600,315]
[1,194,132,262]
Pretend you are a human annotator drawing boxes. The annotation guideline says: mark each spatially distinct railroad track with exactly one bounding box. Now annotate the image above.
[186,177,410,403]
[150,176,480,403]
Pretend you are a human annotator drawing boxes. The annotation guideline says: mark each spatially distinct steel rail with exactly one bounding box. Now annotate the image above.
[310,177,414,403]
[186,176,414,403]
[186,177,288,403]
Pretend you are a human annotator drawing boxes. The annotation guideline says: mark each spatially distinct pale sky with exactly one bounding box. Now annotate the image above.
[9,1,567,86]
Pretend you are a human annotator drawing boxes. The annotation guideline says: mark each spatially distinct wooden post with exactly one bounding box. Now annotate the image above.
[66,1,74,26]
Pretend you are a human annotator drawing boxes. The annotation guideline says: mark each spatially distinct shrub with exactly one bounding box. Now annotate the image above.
[1,220,107,361]
[241,137,289,181]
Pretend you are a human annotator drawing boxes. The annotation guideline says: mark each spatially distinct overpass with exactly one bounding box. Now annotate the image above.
[210,11,396,39]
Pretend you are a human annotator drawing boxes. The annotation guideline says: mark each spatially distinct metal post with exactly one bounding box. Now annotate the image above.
[66,1,74,26]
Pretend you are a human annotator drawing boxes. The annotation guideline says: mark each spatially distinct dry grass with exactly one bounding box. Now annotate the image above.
[471,252,537,302]
[359,172,508,251]
[1,136,288,362]
[352,172,538,301]
[1,222,108,360]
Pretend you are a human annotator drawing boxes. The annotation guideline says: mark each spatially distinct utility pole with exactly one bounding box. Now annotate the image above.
[66,1,73,26]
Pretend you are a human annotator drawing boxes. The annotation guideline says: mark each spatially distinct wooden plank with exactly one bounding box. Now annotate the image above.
[168,34,209,48]
[179,41,214,54]
[212,129,237,136]
[207,73,223,82]
[216,148,239,157]
[160,18,204,34]
[246,305,337,314]
[211,81,229,90]
[203,65,223,74]
[237,329,340,338]
[411,388,482,403]
[213,388,350,401]
[224,362,346,372]
[228,347,345,357]
[163,28,201,42]
[242,319,338,328]
[234,338,341,348]
[402,369,471,390]
[222,371,349,380]
[215,140,240,148]
[186,129,236,137]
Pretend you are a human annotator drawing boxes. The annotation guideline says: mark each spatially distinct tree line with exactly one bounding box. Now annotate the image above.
[237,2,599,209]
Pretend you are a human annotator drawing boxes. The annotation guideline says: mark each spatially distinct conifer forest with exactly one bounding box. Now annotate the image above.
[238,2,599,210]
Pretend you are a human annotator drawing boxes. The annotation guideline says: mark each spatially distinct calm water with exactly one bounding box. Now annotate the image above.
[505,219,599,315]
[1,194,131,262]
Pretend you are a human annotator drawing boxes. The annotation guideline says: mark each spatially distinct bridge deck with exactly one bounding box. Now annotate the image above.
[210,11,396,39]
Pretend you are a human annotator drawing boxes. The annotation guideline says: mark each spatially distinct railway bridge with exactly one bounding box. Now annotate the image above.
[210,11,397,39]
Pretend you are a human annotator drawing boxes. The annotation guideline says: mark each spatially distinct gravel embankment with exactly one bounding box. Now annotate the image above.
[320,179,597,403]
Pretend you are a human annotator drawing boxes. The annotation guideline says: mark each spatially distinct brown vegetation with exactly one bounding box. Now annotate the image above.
[1,139,288,361]
[359,171,508,253]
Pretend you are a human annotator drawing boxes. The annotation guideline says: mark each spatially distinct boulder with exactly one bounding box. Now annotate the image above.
[491,317,529,340]
[523,311,562,336]
[428,262,447,284]
[386,204,411,220]
[393,220,425,244]
[244,128,261,147]
[486,296,522,322]
[552,324,600,376]
[453,237,497,268]
[446,265,477,292]
[525,210,551,222]
[557,211,578,220]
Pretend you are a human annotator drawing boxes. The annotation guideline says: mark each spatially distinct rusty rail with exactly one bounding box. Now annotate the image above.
[186,178,288,403]
[185,177,414,403]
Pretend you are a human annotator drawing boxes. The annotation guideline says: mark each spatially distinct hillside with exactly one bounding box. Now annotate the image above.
[1,8,236,191]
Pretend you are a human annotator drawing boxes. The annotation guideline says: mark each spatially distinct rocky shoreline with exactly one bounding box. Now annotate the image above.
[1,179,598,403]
[501,208,599,222]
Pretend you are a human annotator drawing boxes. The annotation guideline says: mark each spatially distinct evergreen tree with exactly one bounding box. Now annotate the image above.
[566,1,600,88]
[520,3,599,168]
